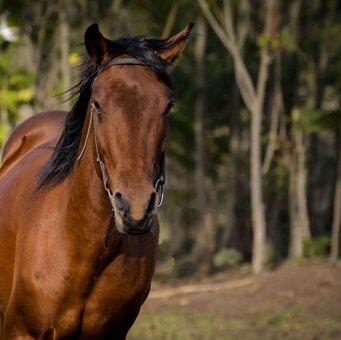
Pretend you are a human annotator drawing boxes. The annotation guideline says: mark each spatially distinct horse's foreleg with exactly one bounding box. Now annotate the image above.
[2,311,35,340]
[1,331,55,340]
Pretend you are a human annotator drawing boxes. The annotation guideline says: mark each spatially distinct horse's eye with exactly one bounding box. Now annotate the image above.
[91,101,101,111]
[91,101,106,117]
[164,102,174,116]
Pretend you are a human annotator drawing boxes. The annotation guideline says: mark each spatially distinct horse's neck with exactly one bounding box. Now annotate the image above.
[65,126,114,250]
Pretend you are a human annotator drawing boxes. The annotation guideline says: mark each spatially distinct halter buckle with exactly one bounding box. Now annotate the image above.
[154,176,165,208]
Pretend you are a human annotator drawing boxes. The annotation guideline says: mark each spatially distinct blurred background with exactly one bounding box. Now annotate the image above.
[0,0,340,338]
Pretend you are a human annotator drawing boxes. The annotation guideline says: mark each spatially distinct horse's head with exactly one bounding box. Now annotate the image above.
[84,24,192,234]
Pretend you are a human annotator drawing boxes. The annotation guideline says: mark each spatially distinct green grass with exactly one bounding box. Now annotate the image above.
[128,312,244,340]
[127,308,341,340]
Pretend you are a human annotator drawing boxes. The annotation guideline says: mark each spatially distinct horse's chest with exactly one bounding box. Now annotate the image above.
[79,254,153,338]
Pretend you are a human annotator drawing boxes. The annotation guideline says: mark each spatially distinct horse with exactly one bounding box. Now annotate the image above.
[0,22,193,339]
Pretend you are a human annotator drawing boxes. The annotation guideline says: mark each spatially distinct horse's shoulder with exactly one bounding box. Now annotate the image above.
[0,111,67,175]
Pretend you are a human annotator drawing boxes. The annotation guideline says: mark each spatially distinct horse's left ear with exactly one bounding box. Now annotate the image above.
[158,22,195,64]
[85,23,111,65]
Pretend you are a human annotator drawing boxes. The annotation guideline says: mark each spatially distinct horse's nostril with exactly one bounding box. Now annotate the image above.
[114,192,129,215]
[146,192,157,214]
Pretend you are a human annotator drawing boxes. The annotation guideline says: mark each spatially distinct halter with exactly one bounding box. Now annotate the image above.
[77,57,165,211]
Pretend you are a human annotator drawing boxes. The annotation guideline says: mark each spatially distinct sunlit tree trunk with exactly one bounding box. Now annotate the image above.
[289,108,310,258]
[192,15,215,275]
[250,106,266,273]
[277,0,310,258]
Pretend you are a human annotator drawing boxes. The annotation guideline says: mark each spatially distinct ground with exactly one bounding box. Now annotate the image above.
[128,260,341,339]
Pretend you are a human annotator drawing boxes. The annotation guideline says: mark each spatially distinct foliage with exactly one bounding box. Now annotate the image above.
[0,40,34,145]
[303,236,331,259]
[213,248,243,268]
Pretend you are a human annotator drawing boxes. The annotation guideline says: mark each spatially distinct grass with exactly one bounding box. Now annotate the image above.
[128,312,244,340]
[128,262,341,339]
[128,307,341,340]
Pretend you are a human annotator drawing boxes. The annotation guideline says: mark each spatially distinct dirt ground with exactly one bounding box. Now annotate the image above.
[128,260,341,340]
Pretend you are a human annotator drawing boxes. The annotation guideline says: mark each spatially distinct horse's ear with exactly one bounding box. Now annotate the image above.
[85,23,110,65]
[158,22,195,64]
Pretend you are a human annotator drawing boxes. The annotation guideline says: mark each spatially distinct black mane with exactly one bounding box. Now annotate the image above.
[37,32,186,189]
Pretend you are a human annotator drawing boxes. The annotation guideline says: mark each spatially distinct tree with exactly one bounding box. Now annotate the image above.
[330,129,341,261]
[198,0,276,273]
[288,108,311,257]
[191,14,215,275]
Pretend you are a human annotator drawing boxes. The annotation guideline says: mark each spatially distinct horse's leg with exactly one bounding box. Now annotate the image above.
[2,309,34,340]
[106,332,127,340]
[41,328,56,340]
[1,329,55,340]
[3,312,56,340]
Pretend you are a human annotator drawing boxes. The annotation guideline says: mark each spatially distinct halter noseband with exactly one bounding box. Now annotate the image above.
[77,57,166,211]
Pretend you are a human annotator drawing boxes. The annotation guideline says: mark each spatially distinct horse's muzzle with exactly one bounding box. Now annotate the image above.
[113,191,156,234]
[114,213,153,235]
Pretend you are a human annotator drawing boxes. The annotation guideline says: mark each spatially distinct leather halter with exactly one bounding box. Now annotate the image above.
[77,57,165,211]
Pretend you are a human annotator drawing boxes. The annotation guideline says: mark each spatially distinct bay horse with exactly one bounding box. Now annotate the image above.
[0,23,193,339]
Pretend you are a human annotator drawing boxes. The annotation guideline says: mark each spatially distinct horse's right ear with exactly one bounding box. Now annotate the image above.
[158,22,195,64]
[85,23,110,65]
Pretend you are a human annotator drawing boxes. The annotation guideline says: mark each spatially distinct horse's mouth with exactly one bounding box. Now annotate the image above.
[114,213,153,235]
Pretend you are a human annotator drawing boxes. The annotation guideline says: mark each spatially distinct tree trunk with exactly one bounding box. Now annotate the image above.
[169,206,184,257]
[59,8,71,111]
[289,108,310,258]
[192,15,215,276]
[330,130,341,262]
[250,105,266,274]
[262,54,283,174]
[162,0,180,38]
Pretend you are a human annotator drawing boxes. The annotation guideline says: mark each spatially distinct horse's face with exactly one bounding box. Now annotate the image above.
[92,66,171,233]
[85,24,191,234]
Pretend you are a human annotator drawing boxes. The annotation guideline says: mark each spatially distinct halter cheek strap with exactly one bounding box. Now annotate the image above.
[77,105,115,210]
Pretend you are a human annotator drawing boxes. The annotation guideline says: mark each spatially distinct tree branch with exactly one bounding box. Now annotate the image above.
[198,0,234,52]
[198,0,257,110]
[262,54,283,174]
[236,0,251,50]
[162,0,180,38]
[222,0,236,43]
[256,0,274,111]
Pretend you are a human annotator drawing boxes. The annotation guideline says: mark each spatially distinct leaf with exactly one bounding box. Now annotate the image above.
[17,88,33,101]
[69,52,81,65]
[257,34,268,48]
[0,124,8,145]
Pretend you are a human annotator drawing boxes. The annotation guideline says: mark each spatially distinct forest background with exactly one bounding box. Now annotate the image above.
[0,0,340,308]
